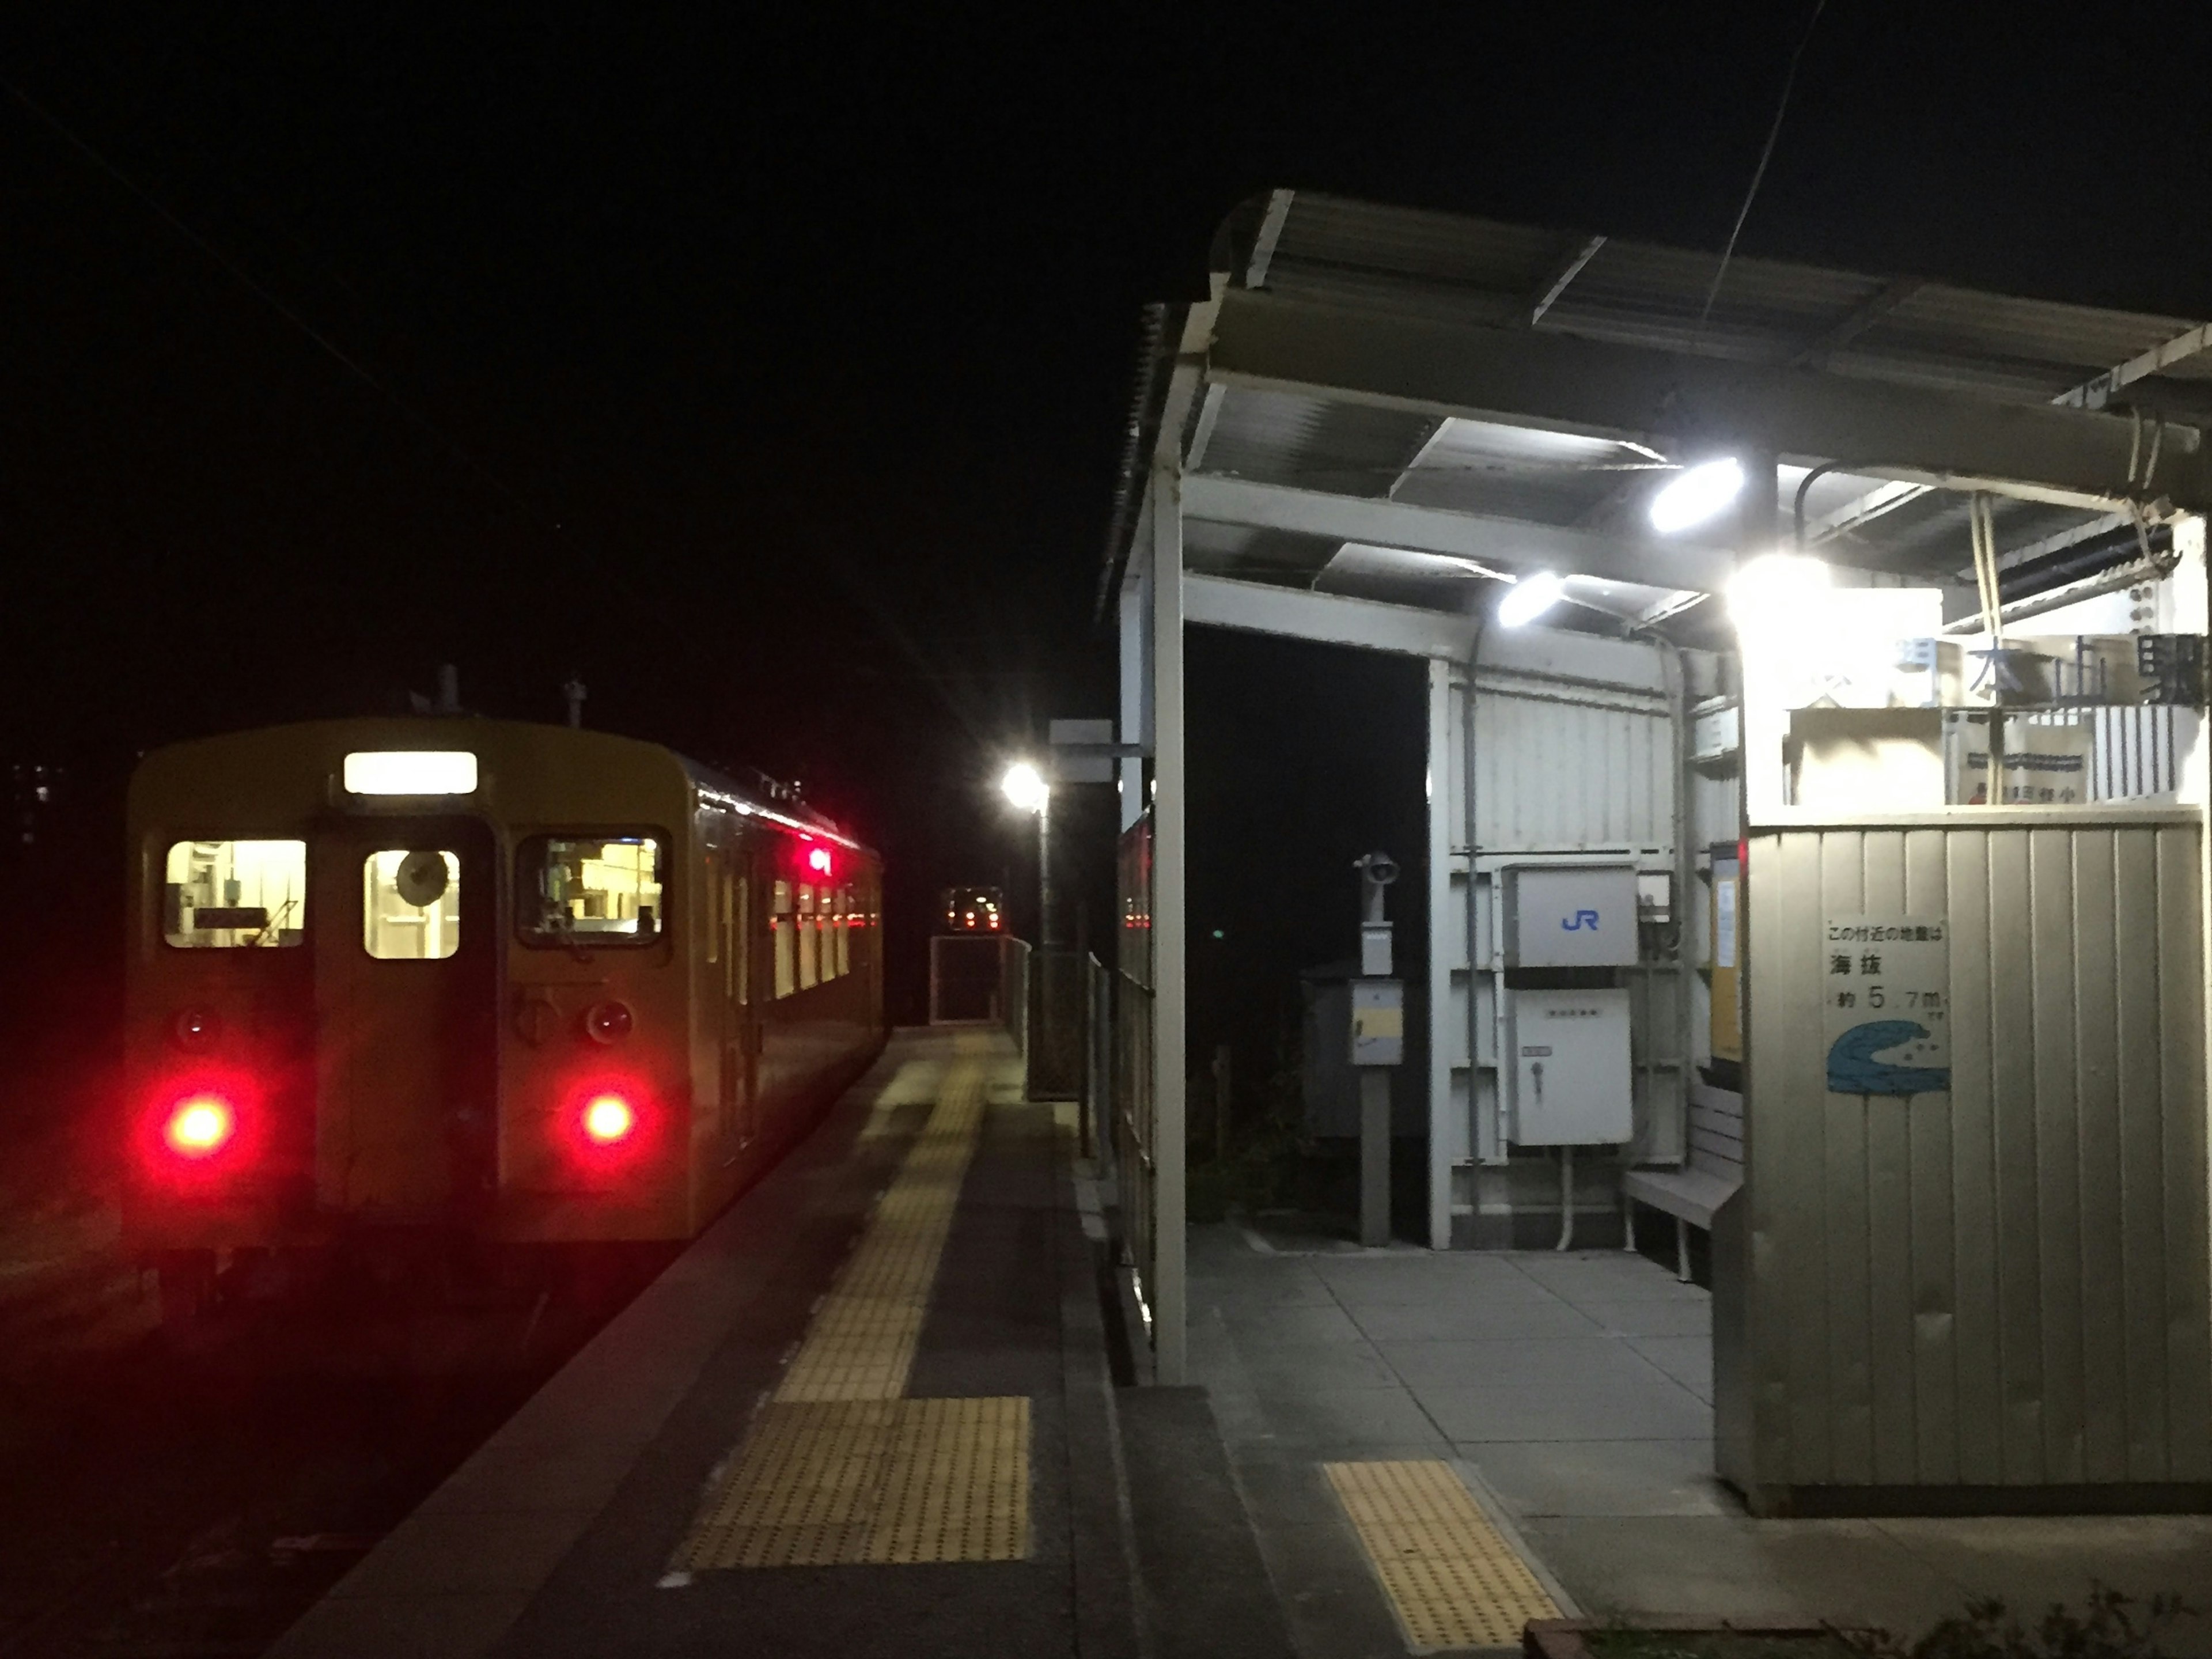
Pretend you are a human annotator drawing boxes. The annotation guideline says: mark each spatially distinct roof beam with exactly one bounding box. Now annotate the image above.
[1182,475,1738,592]
[1527,234,1607,326]
[1810,317,2212,541]
[1185,571,1476,661]
[2057,321,2212,411]
[1207,289,2212,513]
[1786,276,1923,369]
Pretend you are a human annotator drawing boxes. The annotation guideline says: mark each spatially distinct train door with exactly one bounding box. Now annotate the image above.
[717,858,757,1152]
[312,817,498,1219]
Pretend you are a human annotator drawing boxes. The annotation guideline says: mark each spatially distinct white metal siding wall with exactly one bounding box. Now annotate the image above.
[1461,631,1685,1181]
[1471,683,1673,851]
[1738,820,2211,1489]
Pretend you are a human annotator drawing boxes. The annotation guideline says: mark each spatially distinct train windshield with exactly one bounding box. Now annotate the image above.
[518,835,664,945]
[163,839,306,947]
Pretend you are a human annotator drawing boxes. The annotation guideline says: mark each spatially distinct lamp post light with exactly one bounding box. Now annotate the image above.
[1000,760,1052,946]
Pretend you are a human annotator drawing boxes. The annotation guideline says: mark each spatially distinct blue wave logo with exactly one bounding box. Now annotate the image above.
[1826,1020,1949,1096]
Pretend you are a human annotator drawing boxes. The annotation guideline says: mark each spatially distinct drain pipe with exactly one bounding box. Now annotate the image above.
[1555,1146,1575,1251]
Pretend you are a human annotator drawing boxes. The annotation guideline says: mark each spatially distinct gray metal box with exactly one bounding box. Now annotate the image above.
[1508,987,1632,1145]
[1502,864,1639,968]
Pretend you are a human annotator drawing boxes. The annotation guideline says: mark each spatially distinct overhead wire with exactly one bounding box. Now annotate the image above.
[1696,0,1831,334]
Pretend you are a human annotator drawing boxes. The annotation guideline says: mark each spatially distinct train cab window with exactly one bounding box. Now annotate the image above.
[362,850,461,960]
[163,839,307,947]
[772,879,795,997]
[797,884,819,990]
[517,836,664,945]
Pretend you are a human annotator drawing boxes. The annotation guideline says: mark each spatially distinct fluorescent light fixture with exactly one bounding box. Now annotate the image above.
[1649,457,1746,533]
[1726,552,1831,630]
[1497,571,1566,628]
[343,750,480,795]
[999,760,1048,813]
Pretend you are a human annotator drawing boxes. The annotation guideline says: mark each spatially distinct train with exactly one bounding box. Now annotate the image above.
[940,885,1005,933]
[123,718,887,1325]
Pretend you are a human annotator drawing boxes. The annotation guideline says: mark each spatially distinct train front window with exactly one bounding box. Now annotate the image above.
[363,850,461,959]
[163,839,307,947]
[518,835,664,946]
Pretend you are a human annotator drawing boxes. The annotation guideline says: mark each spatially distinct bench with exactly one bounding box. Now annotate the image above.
[1619,1166,1740,1281]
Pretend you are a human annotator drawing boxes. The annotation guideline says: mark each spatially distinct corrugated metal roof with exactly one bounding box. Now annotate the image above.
[1168,192,2205,622]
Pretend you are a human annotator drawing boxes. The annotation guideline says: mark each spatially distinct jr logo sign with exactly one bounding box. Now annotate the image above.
[1561,909,1601,931]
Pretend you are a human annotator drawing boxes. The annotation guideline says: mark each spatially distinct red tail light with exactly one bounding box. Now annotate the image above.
[164,1094,236,1160]
[582,1093,636,1145]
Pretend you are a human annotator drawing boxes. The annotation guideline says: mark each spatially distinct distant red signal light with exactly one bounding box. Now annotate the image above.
[582,1093,636,1145]
[164,1094,236,1160]
[806,845,832,877]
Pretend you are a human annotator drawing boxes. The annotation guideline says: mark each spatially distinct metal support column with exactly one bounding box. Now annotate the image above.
[1149,460,1188,1384]
[1360,1071,1391,1248]
[1426,657,1453,1249]
[1118,541,1150,832]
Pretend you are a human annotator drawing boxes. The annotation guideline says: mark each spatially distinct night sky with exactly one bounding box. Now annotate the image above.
[7,3,2211,1038]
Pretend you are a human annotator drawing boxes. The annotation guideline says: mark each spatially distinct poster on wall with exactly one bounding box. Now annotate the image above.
[1821,916,1950,1097]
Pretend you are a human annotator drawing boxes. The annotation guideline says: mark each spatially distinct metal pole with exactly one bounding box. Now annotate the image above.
[1151,458,1188,1385]
[1038,786,1055,949]
[1361,1071,1391,1248]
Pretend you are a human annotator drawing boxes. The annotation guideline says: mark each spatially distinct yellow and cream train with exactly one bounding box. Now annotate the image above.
[123,718,885,1320]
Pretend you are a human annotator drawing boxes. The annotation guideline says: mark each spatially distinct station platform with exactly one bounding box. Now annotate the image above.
[265,1029,2212,1659]
[264,1028,1288,1659]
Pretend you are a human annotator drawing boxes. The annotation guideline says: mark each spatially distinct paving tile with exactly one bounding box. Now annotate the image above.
[1509,1251,1711,1305]
[1623,1335,1713,1402]
[1517,1515,1967,1632]
[1569,1297,1714,1338]
[1348,1298,1601,1343]
[1234,1339,1402,1393]
[1190,1271,1340,1308]
[1310,1255,1556,1306]
[1218,1301,1370,1346]
[1377,1335,1660,1393]
[1228,1385,1448,1454]
[1460,1438,1737,1519]
[1414,1378,1711,1444]
[1871,1515,2212,1622]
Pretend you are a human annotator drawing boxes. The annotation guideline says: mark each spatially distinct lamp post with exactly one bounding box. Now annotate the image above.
[1000,760,1051,946]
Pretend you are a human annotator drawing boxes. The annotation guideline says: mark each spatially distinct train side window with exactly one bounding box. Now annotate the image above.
[836,885,851,977]
[797,884,819,990]
[163,839,307,947]
[772,880,795,998]
[517,835,664,946]
[362,850,461,960]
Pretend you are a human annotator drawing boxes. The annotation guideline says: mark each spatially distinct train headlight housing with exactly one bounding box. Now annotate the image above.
[584,999,634,1045]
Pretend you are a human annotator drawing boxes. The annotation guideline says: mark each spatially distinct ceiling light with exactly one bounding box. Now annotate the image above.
[1649,457,1746,534]
[1497,571,1565,628]
[1726,552,1831,631]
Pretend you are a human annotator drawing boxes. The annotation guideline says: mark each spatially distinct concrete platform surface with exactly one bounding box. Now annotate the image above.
[1189,1221,2212,1656]
[264,1030,1184,1659]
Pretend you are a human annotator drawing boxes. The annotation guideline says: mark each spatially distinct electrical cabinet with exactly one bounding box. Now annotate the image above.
[1508,987,1633,1145]
[1502,864,1639,968]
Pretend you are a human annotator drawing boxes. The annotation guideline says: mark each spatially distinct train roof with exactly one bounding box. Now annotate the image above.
[131,716,873,856]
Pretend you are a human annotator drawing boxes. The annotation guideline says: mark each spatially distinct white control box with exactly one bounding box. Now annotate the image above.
[1502,864,1639,968]
[1508,987,1633,1145]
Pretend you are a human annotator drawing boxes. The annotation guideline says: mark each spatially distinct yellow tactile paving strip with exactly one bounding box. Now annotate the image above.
[1325,1460,1558,1652]
[672,1396,1030,1569]
[673,1052,1033,1570]
[777,1062,983,1403]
